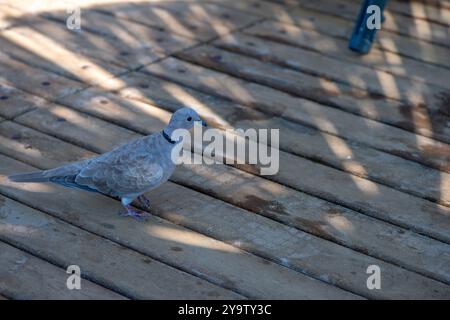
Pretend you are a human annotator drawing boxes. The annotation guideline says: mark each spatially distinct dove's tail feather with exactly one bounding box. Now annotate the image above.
[8,171,50,183]
[9,170,100,193]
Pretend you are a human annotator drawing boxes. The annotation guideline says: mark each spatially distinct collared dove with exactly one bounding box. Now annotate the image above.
[9,107,207,219]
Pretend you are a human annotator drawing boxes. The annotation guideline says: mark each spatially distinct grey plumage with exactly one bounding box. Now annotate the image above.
[9,107,206,219]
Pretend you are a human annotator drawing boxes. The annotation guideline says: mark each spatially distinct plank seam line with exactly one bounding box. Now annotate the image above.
[0,190,250,299]
[0,237,132,299]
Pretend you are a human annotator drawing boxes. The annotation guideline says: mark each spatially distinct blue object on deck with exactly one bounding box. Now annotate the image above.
[349,0,388,54]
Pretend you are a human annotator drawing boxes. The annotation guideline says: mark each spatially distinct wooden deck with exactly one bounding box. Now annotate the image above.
[0,0,449,299]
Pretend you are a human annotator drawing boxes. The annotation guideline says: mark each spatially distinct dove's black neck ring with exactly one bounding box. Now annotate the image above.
[162,130,176,144]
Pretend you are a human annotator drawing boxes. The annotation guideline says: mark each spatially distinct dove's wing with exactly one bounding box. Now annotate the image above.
[75,137,164,197]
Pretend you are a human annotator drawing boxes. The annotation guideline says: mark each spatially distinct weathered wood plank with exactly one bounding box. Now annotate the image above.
[240,21,450,88]
[1,18,164,72]
[0,194,241,299]
[0,241,125,300]
[56,85,450,244]
[387,0,450,25]
[0,154,359,300]
[0,83,43,119]
[0,30,128,87]
[142,56,450,174]
[326,0,450,47]
[184,41,448,118]
[213,32,450,144]
[0,4,25,30]
[270,0,450,25]
[41,9,198,58]
[0,54,86,100]
[276,0,450,43]
[214,0,450,53]
[0,134,448,299]
[95,1,261,41]
[12,96,450,284]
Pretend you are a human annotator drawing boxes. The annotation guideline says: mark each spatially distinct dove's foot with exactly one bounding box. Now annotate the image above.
[119,205,150,221]
[137,195,151,210]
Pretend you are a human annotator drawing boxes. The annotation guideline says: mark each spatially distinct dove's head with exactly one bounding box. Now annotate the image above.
[167,107,207,131]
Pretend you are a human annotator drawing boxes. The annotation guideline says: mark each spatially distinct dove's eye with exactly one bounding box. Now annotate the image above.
[187,117,192,121]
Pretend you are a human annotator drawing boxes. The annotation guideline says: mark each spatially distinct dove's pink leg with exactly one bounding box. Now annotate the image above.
[137,195,151,210]
[119,205,150,221]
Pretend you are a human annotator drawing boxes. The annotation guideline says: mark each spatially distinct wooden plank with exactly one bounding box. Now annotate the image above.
[0,83,43,120]
[241,21,450,87]
[355,0,450,47]
[213,0,450,53]
[0,4,25,30]
[142,56,450,174]
[0,129,448,299]
[21,92,450,206]
[0,30,128,87]
[0,155,359,300]
[0,241,125,300]
[185,41,449,118]
[287,0,450,66]
[5,96,450,288]
[12,97,450,285]
[41,10,198,57]
[1,0,154,13]
[0,53,86,100]
[0,194,241,299]
[95,1,262,41]
[213,32,450,144]
[377,0,450,26]
[1,18,163,72]
[280,0,449,42]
